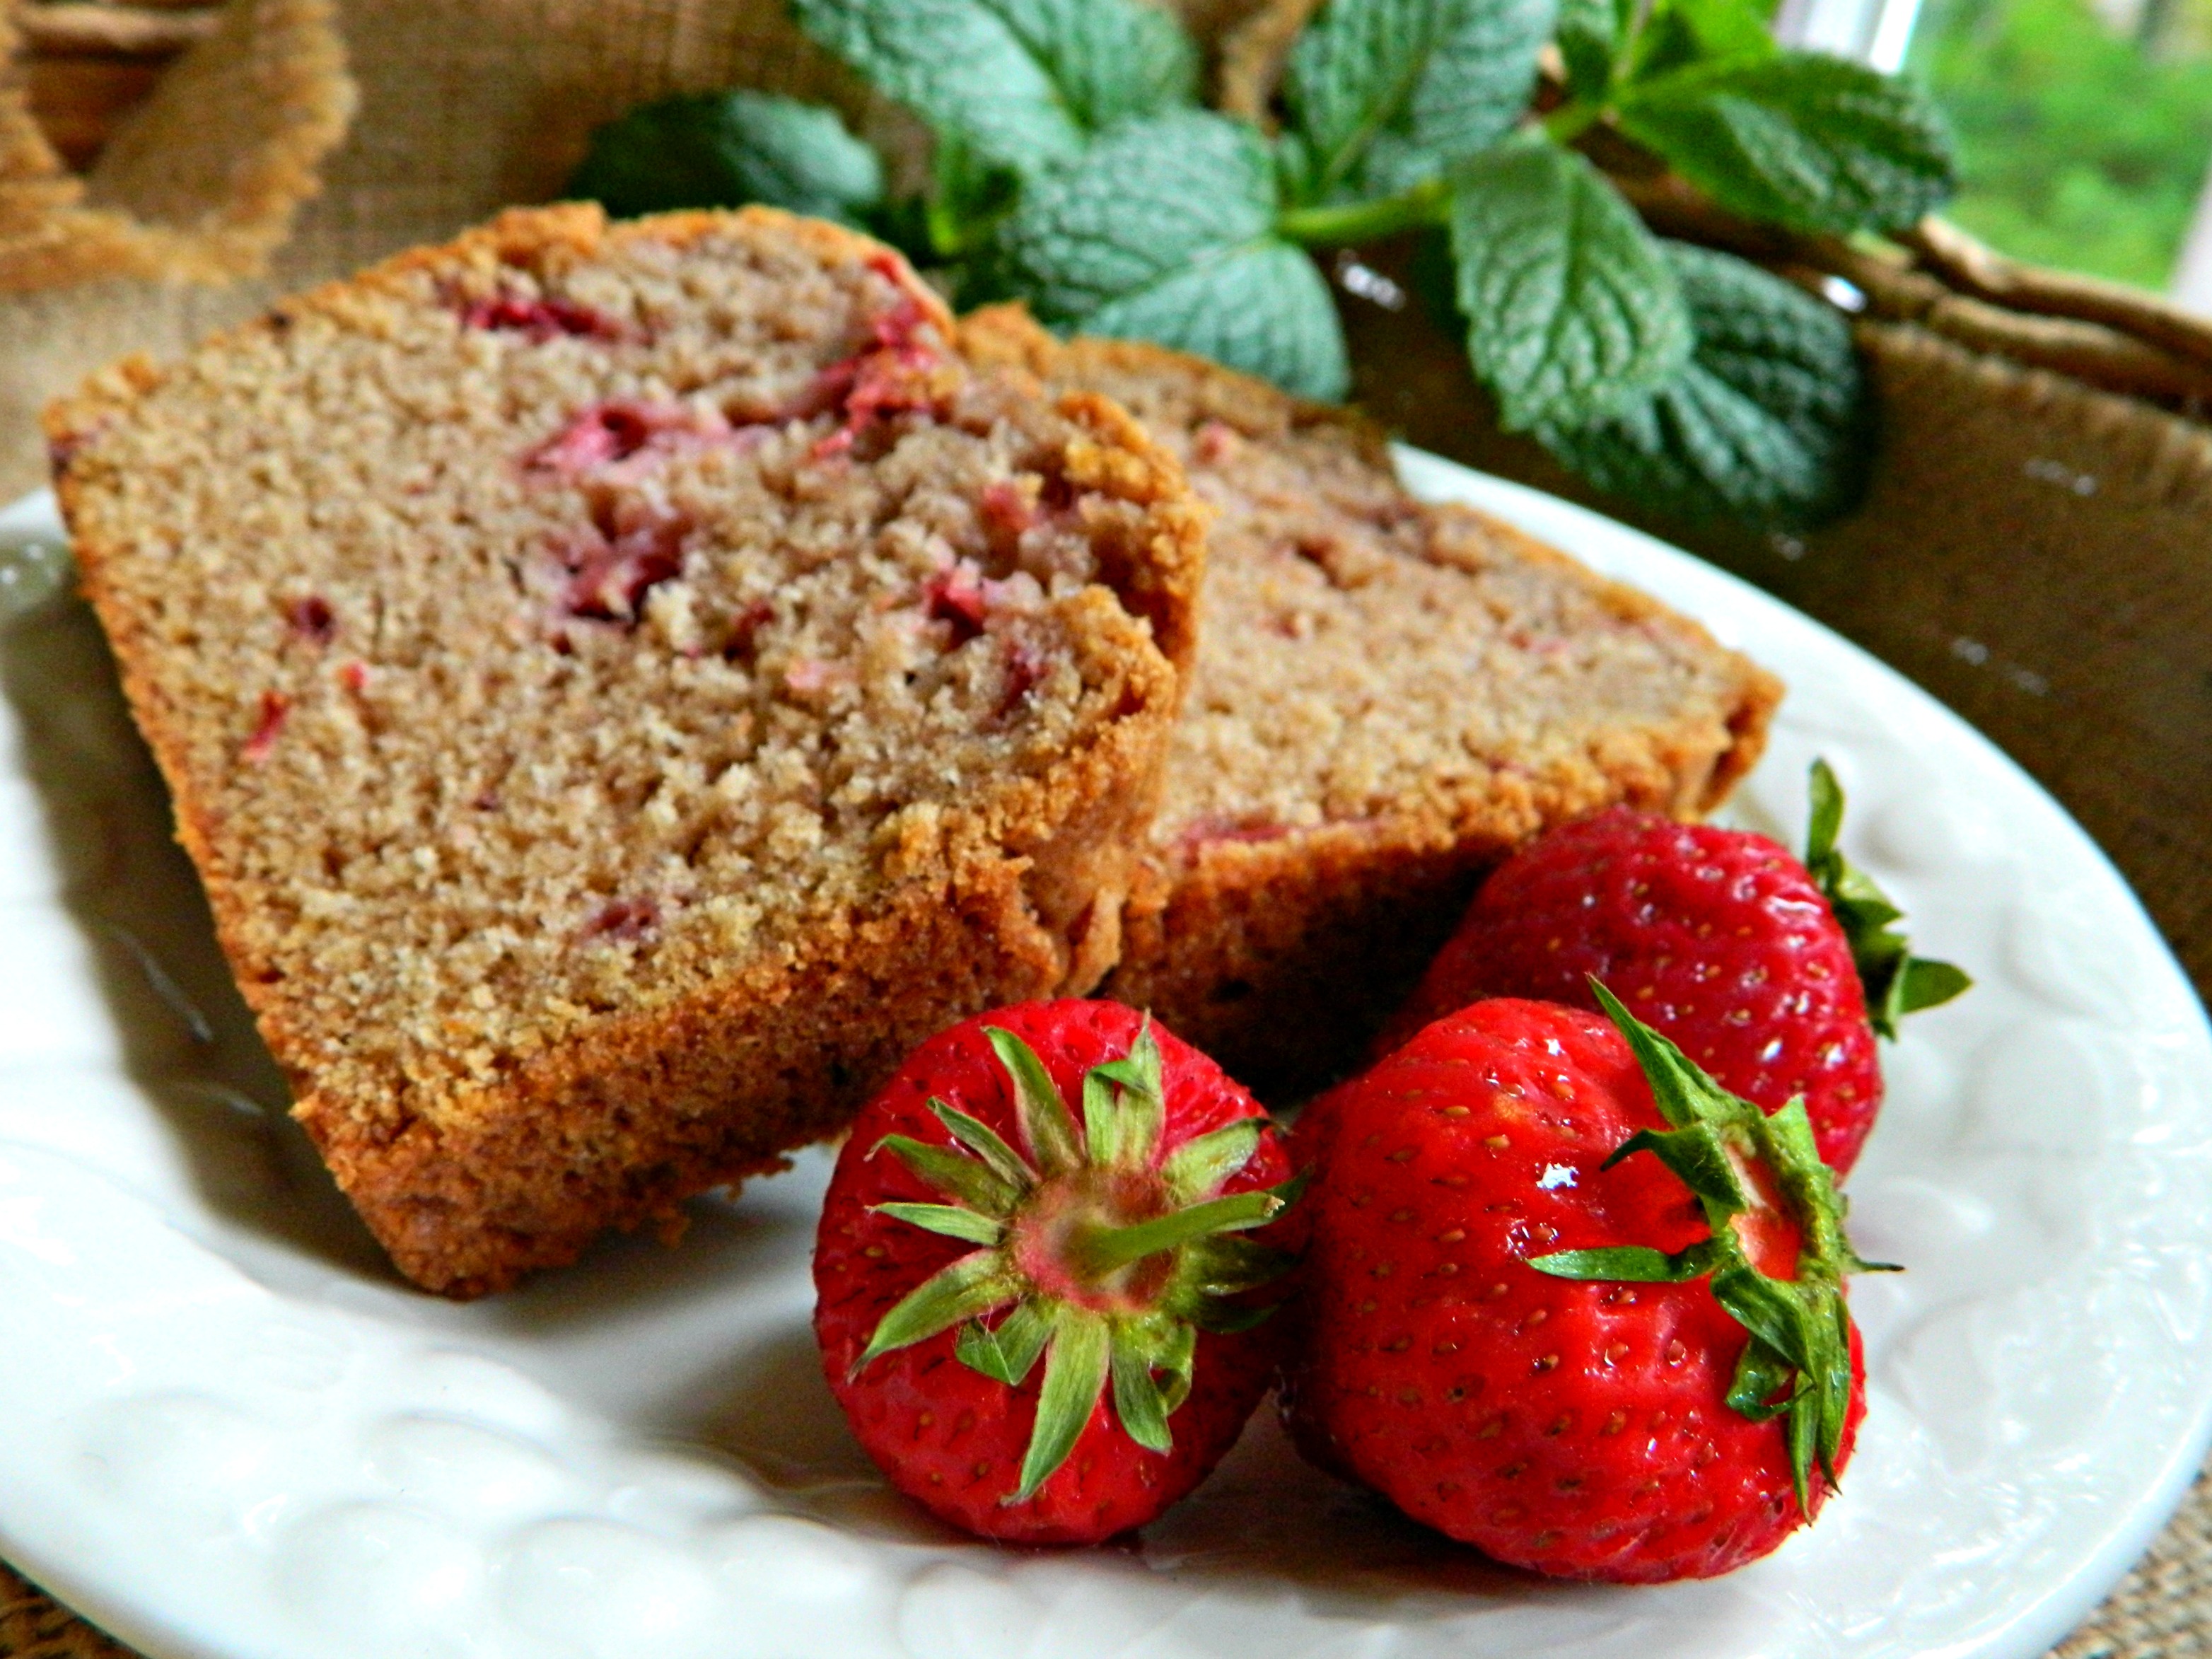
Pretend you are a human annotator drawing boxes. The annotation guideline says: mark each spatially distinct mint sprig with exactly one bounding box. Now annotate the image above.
[1281,0,1561,202]
[786,0,1195,181]
[1617,52,1957,235]
[1531,981,1892,1515]
[992,111,1351,400]
[569,91,885,227]
[1450,138,1692,429]
[566,0,1960,531]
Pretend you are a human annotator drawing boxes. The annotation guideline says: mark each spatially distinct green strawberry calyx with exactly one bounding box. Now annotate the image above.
[1529,981,1897,1515]
[1805,758,1972,1038]
[851,1018,1303,1504]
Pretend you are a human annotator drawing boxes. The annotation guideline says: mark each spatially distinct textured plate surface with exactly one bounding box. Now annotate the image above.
[0,454,2208,1659]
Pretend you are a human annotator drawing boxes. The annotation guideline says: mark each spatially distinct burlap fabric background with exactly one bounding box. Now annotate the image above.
[0,0,354,291]
[1,2,2209,1654]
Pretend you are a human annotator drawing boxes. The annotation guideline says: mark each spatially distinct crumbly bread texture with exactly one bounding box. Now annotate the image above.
[959,306,1781,1095]
[50,206,1206,1296]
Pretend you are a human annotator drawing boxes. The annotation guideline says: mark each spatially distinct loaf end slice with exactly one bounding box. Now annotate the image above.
[960,305,1781,1095]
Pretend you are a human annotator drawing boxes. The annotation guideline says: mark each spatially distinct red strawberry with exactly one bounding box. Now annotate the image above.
[1384,762,1968,1174]
[1283,989,1880,1583]
[814,1000,1303,1544]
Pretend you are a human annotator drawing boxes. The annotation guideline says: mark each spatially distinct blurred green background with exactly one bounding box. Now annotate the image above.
[1911,0,2212,289]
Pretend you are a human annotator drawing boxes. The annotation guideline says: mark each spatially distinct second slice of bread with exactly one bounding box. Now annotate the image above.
[960,307,1782,1094]
[52,207,1206,1295]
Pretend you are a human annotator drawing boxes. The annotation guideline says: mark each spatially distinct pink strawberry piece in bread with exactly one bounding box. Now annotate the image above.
[460,292,624,341]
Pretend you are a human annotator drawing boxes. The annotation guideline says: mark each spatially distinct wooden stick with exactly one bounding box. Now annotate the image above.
[18,4,218,54]
[24,54,166,171]
[1904,217,2212,375]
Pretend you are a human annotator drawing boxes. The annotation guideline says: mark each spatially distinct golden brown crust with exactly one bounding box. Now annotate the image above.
[1100,697,1774,1095]
[960,305,1782,1097]
[1054,388,1209,681]
[53,206,1201,1296]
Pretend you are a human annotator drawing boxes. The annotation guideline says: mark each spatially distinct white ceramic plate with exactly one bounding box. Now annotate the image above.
[0,455,2207,1659]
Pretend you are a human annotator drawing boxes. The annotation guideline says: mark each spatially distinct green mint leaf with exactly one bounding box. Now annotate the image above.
[1625,0,1776,83]
[1556,0,1629,100]
[1282,0,1559,202]
[789,0,1197,179]
[926,132,1023,261]
[993,111,1349,399]
[568,91,885,225]
[1450,138,1692,430]
[1617,50,1957,235]
[989,0,1200,130]
[1535,241,1870,530]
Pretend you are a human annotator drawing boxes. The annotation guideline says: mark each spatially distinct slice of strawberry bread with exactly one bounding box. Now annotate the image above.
[50,206,1205,1296]
[960,307,1781,1095]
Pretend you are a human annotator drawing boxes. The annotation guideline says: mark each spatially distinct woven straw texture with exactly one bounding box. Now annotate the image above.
[0,0,354,290]
[1,1,2209,1654]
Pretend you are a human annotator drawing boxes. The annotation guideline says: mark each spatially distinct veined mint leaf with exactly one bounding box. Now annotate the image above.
[568,91,884,225]
[987,0,1201,129]
[1617,50,1956,235]
[992,111,1349,399]
[1450,139,1691,430]
[1535,241,1870,530]
[789,0,1197,178]
[1556,0,1629,100]
[1088,244,1349,400]
[1283,0,1559,202]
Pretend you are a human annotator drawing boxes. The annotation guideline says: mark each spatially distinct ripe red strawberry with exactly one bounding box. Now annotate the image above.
[1383,762,1968,1174]
[814,1000,1303,1544]
[1283,990,1880,1583]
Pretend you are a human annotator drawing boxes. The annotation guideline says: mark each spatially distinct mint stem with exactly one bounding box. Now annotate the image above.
[1541,100,1605,144]
[1276,175,1452,248]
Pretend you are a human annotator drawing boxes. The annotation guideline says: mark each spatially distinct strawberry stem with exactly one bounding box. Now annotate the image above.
[1804,759,1972,1037]
[1071,1180,1297,1277]
[856,1019,1305,1506]
[1529,979,1884,1516]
